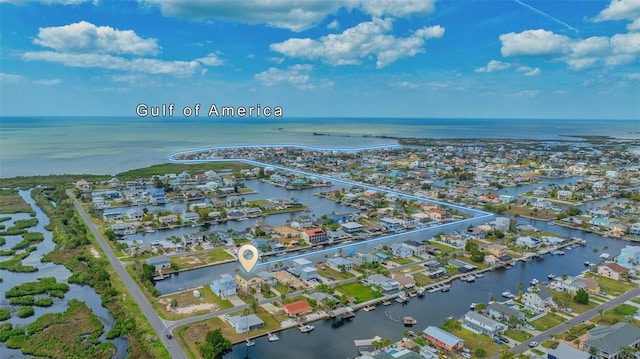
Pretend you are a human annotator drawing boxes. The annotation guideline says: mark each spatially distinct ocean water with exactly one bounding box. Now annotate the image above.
[1,117,638,177]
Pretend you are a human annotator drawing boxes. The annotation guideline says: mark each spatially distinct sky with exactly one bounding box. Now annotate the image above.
[0,0,639,119]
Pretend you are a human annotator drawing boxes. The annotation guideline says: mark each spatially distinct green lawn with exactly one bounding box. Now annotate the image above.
[504,329,533,342]
[598,304,639,326]
[426,241,459,255]
[154,286,233,320]
[585,273,637,296]
[550,291,597,314]
[170,249,234,270]
[316,264,355,281]
[449,327,503,358]
[334,282,382,303]
[390,256,415,265]
[412,273,433,287]
[531,313,566,331]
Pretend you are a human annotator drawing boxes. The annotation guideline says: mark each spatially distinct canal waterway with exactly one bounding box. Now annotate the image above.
[0,190,128,359]
[221,218,633,359]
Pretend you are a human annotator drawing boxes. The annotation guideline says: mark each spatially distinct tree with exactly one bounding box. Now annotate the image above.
[250,298,259,314]
[197,328,232,359]
[475,302,487,312]
[517,282,524,301]
[499,347,515,359]
[474,348,487,358]
[170,298,178,308]
[574,288,589,305]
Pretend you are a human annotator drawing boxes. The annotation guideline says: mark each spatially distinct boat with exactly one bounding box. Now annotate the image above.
[363,305,376,312]
[382,300,392,306]
[502,290,513,298]
[403,316,417,326]
[565,245,572,250]
[267,332,279,342]
[551,250,565,255]
[548,274,556,280]
[298,325,315,333]
[396,293,408,303]
[416,287,426,296]
[470,303,477,310]
[584,261,592,266]
[600,253,610,260]
[440,284,451,292]
[245,339,255,347]
[409,291,417,297]
[530,278,539,286]
[466,274,476,282]
[475,273,484,278]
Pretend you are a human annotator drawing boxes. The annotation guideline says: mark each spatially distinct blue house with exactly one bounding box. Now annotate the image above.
[150,188,166,204]
[210,273,237,299]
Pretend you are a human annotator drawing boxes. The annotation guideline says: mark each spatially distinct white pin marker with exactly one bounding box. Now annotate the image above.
[238,244,259,272]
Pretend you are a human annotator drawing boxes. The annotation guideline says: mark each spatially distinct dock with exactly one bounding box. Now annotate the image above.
[330,307,355,321]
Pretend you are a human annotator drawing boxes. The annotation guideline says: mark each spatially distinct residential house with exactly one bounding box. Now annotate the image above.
[302,228,327,244]
[487,302,525,323]
[103,210,123,222]
[494,217,510,232]
[553,276,587,295]
[391,274,416,290]
[598,262,629,281]
[465,227,486,240]
[486,244,507,258]
[547,343,590,359]
[522,286,555,311]
[617,245,640,268]
[308,292,338,306]
[516,236,541,249]
[291,258,318,281]
[228,314,264,333]
[463,311,507,337]
[390,243,414,258]
[403,240,426,256]
[379,217,404,231]
[111,222,135,235]
[126,208,144,220]
[210,273,237,299]
[422,326,464,352]
[341,222,364,234]
[283,300,313,317]
[146,255,171,272]
[327,257,353,272]
[630,223,640,237]
[158,214,178,226]
[534,199,553,209]
[235,271,263,294]
[251,221,274,236]
[290,215,313,229]
[557,190,573,200]
[256,271,277,286]
[583,322,640,359]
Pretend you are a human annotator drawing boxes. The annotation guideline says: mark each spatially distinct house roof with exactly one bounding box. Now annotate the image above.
[548,343,590,359]
[228,314,263,328]
[488,302,524,318]
[283,301,313,316]
[422,326,464,347]
[601,262,629,273]
[585,323,640,354]
[464,311,505,329]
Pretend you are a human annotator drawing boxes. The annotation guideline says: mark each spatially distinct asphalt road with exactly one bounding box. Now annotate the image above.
[512,287,640,354]
[69,190,187,359]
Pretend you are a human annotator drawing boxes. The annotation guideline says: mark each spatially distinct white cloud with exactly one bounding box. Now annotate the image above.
[627,72,640,80]
[500,29,569,56]
[500,28,640,70]
[23,51,201,77]
[474,60,510,73]
[627,17,640,31]
[255,64,333,90]
[553,89,568,95]
[593,0,640,22]
[270,18,444,68]
[327,20,340,30]
[0,0,93,4]
[0,73,25,83]
[34,21,159,56]
[516,66,541,76]
[391,81,420,89]
[139,0,436,32]
[34,78,62,85]
[510,90,541,98]
[196,53,225,66]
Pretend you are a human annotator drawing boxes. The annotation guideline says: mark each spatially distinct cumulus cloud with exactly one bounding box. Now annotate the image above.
[516,66,541,76]
[270,18,444,68]
[139,0,436,32]
[196,53,225,66]
[34,78,62,85]
[474,60,510,73]
[34,21,159,56]
[326,20,340,30]
[255,64,333,90]
[23,51,201,77]
[0,73,25,84]
[592,0,640,22]
[499,28,640,70]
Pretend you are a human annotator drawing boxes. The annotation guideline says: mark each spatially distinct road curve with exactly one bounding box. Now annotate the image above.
[69,190,187,359]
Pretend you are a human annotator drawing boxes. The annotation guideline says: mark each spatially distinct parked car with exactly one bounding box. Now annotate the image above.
[494,338,503,344]
[461,352,471,359]
[529,341,539,348]
[499,335,510,344]
[166,333,173,339]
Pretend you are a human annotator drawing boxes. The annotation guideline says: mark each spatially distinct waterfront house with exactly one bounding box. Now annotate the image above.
[583,322,640,359]
[462,311,507,337]
[111,222,135,236]
[103,210,123,222]
[486,244,507,258]
[534,198,553,209]
[235,271,263,294]
[516,236,541,249]
[290,215,313,229]
[228,314,264,333]
[522,286,555,311]
[341,222,364,234]
[308,292,338,306]
[465,227,486,240]
[256,271,277,287]
[302,227,327,244]
[390,243,414,258]
[617,245,640,268]
[283,300,313,317]
[556,190,573,200]
[158,214,178,226]
[422,326,464,352]
[126,208,144,220]
[487,302,525,323]
[327,257,354,272]
[210,273,237,299]
[630,223,640,237]
[598,262,628,281]
[552,276,587,295]
[146,255,171,272]
[379,217,404,231]
[548,342,590,359]
[494,217,510,232]
[391,274,415,290]
[403,240,426,256]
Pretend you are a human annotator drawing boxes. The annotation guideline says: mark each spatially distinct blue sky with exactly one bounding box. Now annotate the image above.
[1,0,639,119]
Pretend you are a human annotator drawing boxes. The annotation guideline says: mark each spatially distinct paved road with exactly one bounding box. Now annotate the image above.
[69,190,187,359]
[512,287,640,354]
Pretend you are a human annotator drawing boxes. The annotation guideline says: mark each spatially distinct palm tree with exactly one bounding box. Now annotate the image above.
[250,298,259,314]
[517,282,524,300]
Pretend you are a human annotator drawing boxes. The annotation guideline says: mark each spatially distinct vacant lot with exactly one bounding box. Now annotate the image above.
[170,249,234,270]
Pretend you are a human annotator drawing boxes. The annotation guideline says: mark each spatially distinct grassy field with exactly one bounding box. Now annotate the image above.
[505,206,557,220]
[334,282,382,303]
[598,304,639,326]
[390,256,415,265]
[550,291,598,314]
[585,274,637,296]
[116,162,254,180]
[504,329,533,342]
[170,249,235,270]
[154,286,233,320]
[426,240,459,255]
[531,312,566,331]
[449,327,503,357]
[0,189,33,214]
[412,273,433,287]
[316,264,355,281]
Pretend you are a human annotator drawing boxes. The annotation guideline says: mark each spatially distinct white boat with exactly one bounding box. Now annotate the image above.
[363,305,376,312]
[502,290,513,298]
[245,339,255,347]
[267,332,279,342]
[548,274,556,280]
[396,293,408,303]
[298,325,315,333]
[551,250,565,255]
[475,273,484,278]
[440,284,451,292]
[600,253,610,260]
[417,287,426,296]
[470,303,477,310]
[584,261,592,266]
[530,278,539,285]
[466,274,476,282]
[403,316,417,326]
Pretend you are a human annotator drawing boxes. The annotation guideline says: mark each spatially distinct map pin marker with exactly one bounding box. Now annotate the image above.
[238,244,259,272]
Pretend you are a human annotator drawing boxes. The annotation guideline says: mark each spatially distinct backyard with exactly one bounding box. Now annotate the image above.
[531,312,566,331]
[334,282,383,303]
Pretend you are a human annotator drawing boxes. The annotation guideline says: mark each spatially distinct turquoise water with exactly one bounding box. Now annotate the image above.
[1,117,637,177]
